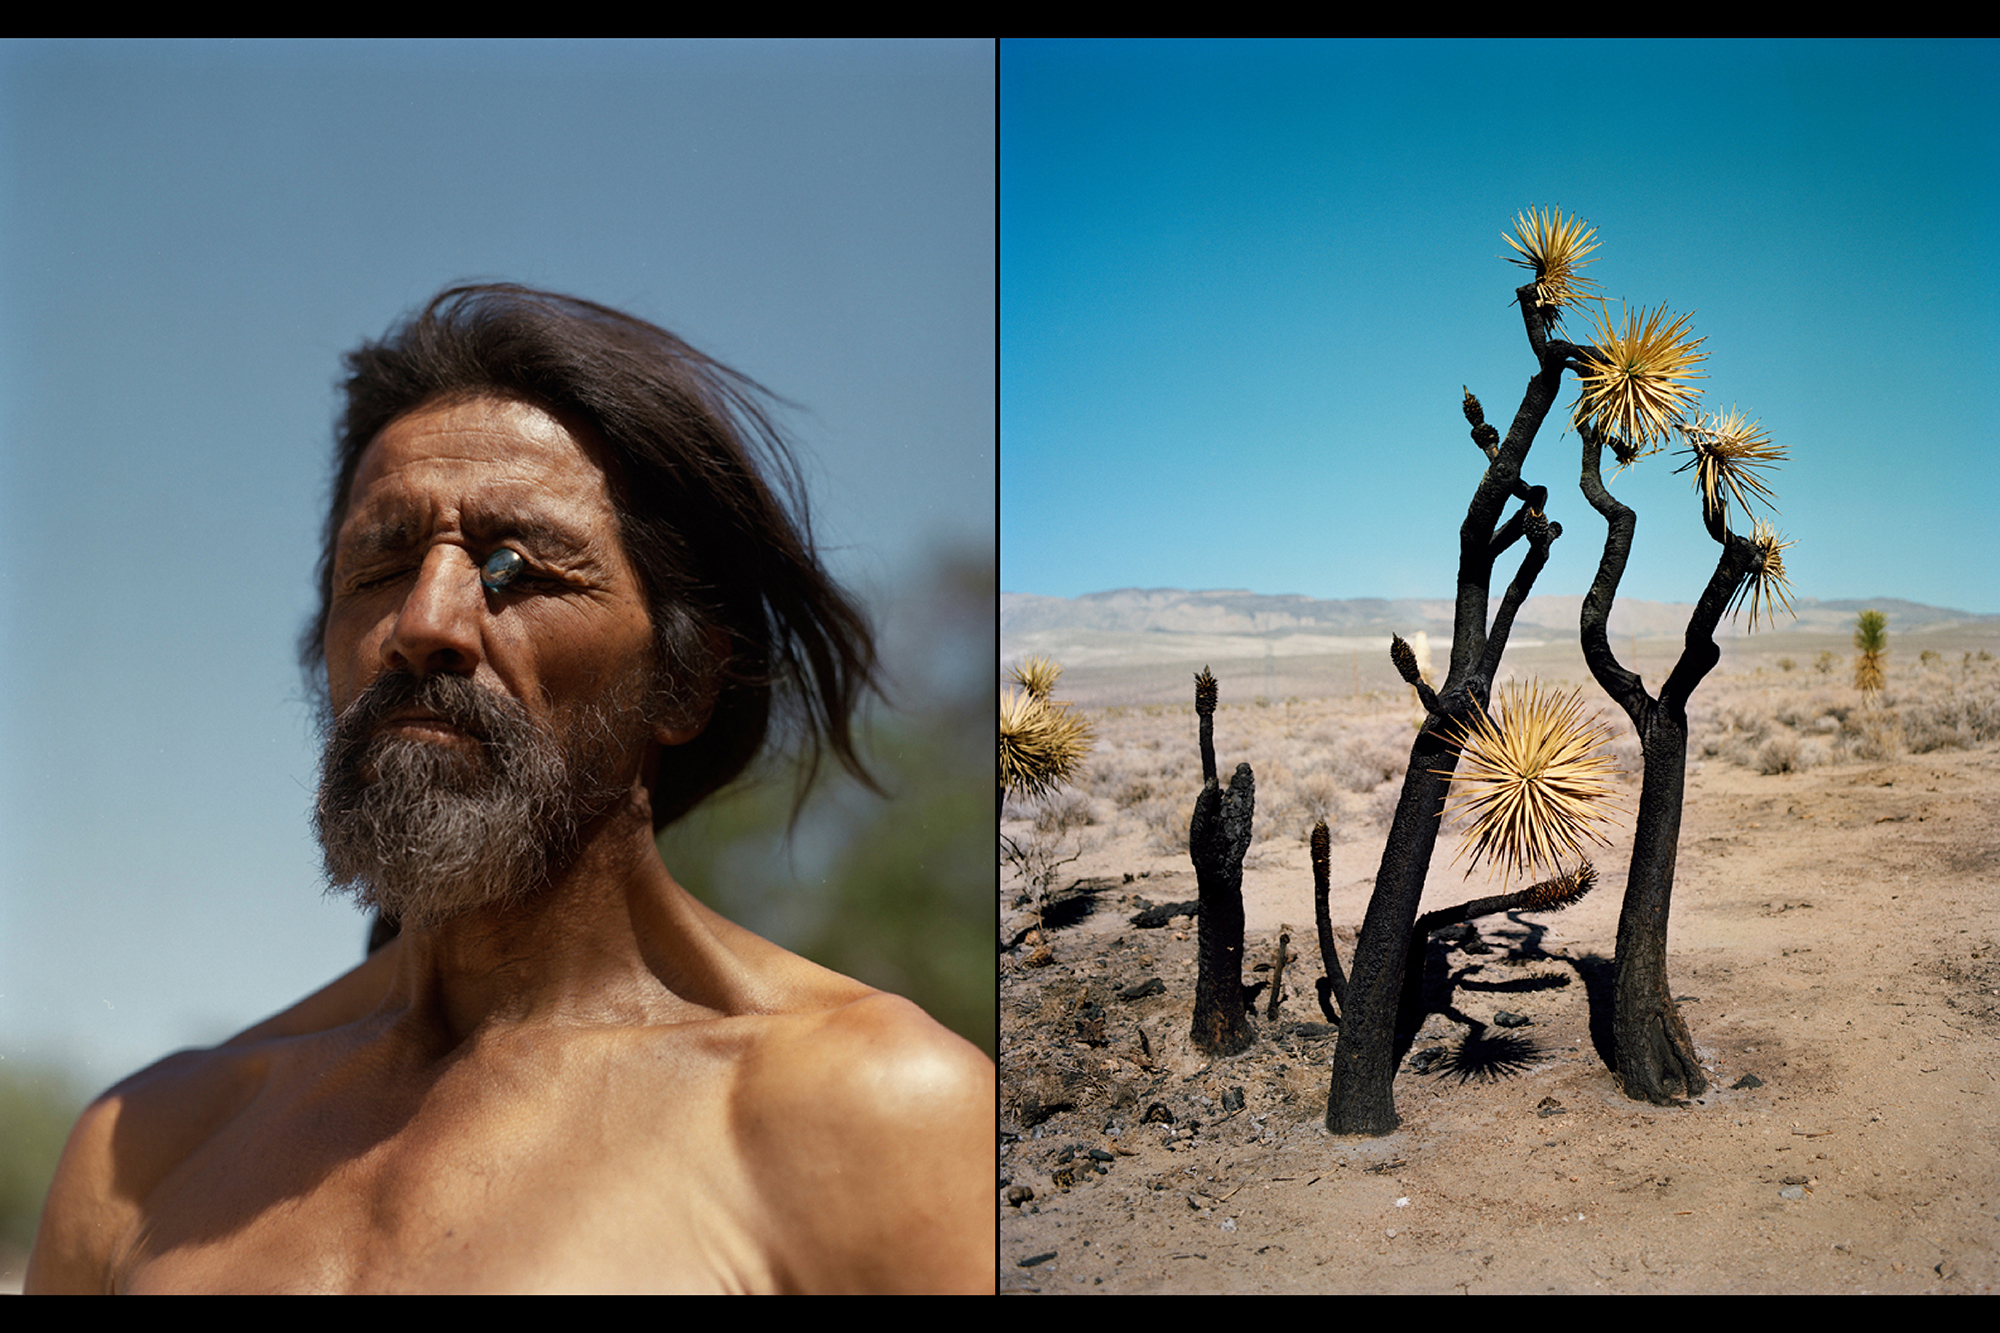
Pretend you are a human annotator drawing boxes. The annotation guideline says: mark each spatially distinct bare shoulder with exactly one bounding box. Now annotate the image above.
[24,947,396,1293]
[734,990,996,1294]
[24,1040,267,1293]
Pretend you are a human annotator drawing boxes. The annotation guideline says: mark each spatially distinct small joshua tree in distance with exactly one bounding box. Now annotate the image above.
[1854,609,1888,697]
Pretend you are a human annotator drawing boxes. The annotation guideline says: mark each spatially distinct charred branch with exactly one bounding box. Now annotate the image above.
[1267,931,1291,1022]
[1391,634,1440,715]
[1312,819,1346,1024]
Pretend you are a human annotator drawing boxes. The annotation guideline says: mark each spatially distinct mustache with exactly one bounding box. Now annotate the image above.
[329,671,530,751]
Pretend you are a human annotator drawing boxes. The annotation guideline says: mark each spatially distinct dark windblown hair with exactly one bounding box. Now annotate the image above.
[303,282,878,829]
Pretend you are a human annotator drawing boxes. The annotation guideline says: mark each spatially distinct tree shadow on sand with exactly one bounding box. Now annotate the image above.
[1395,911,1621,1085]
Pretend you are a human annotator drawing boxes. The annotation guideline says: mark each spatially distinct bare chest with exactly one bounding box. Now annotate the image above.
[118,1053,778,1293]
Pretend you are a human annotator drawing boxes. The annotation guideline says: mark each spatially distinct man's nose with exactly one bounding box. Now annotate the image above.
[381,546,484,678]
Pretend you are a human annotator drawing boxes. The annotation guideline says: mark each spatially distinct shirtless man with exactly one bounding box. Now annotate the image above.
[26,285,995,1294]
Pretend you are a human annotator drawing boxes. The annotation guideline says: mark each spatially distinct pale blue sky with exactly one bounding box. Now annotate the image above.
[0,39,994,1091]
[1002,39,1998,614]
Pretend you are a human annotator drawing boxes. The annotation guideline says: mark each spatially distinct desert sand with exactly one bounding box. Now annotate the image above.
[1000,630,1999,1294]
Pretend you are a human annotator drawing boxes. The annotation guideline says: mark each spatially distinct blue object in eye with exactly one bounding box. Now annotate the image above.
[480,548,526,593]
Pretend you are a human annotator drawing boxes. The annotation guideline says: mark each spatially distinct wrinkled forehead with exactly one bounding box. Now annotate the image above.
[349,395,611,500]
[337,397,632,546]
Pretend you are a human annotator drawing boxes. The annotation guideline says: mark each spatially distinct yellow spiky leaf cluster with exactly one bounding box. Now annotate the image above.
[1574,304,1707,451]
[1438,682,1623,882]
[1675,405,1786,528]
[1504,207,1604,329]
[1729,519,1798,633]
[1009,655,1064,702]
[1000,685,1092,801]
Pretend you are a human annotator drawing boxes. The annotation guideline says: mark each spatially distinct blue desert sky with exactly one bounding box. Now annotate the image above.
[1001,39,1998,615]
[0,39,994,1090]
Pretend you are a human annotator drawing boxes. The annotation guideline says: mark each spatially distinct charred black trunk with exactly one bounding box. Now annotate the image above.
[1190,669,1257,1057]
[1579,426,1758,1104]
[1325,299,1565,1135]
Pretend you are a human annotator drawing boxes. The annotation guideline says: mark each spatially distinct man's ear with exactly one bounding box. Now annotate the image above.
[653,626,732,748]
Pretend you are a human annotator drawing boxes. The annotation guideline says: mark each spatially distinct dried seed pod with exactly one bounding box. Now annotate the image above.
[1391,634,1421,686]
[1518,861,1597,914]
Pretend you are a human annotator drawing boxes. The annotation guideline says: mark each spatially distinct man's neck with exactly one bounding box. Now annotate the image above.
[379,789,741,1046]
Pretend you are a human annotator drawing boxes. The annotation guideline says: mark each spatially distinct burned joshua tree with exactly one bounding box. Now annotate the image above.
[1323,209,1596,1136]
[1576,335,1795,1104]
[1189,667,1257,1056]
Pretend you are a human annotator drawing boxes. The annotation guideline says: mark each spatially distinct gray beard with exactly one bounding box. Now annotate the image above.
[314,670,643,932]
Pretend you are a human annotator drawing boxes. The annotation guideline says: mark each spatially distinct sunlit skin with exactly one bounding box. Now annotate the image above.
[26,398,995,1294]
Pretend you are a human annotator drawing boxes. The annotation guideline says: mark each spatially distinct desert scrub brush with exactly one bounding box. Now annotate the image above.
[1437,682,1623,881]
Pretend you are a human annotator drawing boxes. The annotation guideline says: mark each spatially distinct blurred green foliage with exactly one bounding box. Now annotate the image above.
[656,553,994,1057]
[0,1060,85,1257]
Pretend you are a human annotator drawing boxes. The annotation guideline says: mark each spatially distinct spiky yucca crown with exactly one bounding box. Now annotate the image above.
[1574,304,1707,451]
[1438,682,1623,882]
[1729,519,1798,632]
[1009,655,1064,702]
[1676,406,1786,529]
[1504,207,1604,329]
[1194,667,1219,717]
[1854,609,1888,654]
[1000,687,1092,800]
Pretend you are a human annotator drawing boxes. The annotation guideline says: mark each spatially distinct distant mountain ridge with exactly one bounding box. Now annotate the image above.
[1002,588,2000,666]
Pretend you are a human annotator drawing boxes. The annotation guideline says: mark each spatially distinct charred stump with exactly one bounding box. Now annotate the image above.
[1312,819,1347,1024]
[1190,669,1257,1057]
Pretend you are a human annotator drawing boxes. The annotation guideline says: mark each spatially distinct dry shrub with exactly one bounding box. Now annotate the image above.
[1363,783,1403,829]
[1604,728,1643,782]
[1755,732,1826,775]
[1294,770,1341,823]
[1138,795,1190,856]
[1844,710,1904,761]
[1035,788,1097,832]
[1335,738,1404,793]
[1902,688,2000,752]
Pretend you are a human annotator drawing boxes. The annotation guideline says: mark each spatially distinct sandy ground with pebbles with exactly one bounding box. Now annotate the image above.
[1000,647,2000,1294]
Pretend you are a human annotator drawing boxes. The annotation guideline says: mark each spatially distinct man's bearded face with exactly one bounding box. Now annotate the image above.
[314,667,650,931]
